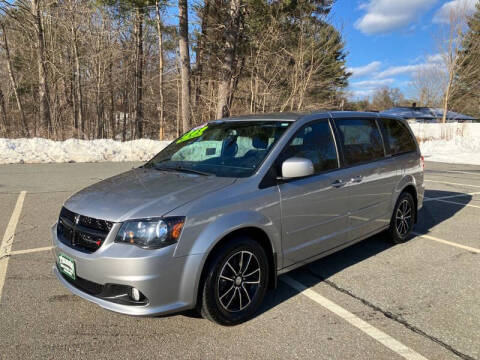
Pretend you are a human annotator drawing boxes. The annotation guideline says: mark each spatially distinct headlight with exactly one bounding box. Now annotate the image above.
[115,217,185,249]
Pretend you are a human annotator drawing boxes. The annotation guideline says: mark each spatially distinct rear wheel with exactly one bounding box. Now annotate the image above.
[200,236,269,326]
[389,192,415,244]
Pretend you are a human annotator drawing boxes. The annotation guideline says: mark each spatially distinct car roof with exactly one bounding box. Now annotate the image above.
[216,111,399,122]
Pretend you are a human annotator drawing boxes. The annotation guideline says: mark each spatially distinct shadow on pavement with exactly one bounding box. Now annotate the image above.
[256,189,472,318]
[178,189,471,322]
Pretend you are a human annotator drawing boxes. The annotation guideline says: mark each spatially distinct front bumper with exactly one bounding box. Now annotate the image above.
[51,224,204,316]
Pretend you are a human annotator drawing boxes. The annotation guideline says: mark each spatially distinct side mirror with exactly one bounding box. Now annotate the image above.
[280,157,314,179]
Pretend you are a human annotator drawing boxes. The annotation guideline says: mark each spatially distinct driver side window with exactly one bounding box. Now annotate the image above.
[280,120,339,174]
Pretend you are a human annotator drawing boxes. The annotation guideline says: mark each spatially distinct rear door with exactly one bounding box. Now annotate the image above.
[333,116,396,240]
[278,118,352,267]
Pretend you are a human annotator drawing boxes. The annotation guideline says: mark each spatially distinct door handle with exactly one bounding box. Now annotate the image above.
[331,179,346,188]
[350,175,363,183]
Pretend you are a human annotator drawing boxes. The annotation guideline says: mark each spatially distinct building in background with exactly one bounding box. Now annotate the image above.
[382,105,477,123]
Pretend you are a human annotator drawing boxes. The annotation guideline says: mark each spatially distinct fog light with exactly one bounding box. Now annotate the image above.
[131,287,141,301]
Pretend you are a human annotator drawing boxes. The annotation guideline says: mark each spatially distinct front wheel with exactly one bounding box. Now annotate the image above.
[389,192,415,244]
[200,236,269,325]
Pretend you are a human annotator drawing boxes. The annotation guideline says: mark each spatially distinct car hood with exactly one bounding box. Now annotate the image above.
[64,168,236,222]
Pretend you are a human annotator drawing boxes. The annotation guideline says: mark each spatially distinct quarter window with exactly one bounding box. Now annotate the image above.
[381,118,417,155]
[336,119,384,166]
[279,121,338,174]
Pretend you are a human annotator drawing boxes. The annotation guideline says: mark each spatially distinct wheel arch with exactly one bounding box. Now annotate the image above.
[195,226,278,310]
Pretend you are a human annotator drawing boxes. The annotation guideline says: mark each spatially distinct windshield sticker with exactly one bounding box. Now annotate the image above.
[176,124,208,144]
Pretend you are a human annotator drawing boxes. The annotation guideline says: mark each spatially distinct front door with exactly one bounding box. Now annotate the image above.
[278,119,351,268]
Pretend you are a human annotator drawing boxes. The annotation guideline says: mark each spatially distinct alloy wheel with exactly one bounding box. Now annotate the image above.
[217,250,261,312]
[395,199,412,237]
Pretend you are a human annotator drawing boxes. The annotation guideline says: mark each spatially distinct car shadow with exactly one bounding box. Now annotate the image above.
[256,188,472,318]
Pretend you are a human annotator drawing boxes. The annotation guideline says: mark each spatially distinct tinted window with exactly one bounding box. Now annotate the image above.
[336,119,384,165]
[279,121,338,174]
[381,118,417,155]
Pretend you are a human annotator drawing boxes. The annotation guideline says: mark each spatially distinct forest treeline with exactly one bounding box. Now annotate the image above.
[0,0,350,140]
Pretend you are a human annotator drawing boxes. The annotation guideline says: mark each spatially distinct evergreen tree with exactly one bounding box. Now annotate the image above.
[454,3,480,118]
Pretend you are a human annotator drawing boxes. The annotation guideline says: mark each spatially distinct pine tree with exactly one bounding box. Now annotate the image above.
[454,3,480,118]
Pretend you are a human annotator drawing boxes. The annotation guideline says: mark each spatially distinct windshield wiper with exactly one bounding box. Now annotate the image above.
[154,164,211,176]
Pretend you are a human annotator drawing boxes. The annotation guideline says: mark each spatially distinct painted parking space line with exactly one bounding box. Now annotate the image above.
[0,191,27,302]
[423,192,480,202]
[424,180,480,188]
[427,170,480,176]
[9,246,54,256]
[425,197,480,209]
[412,232,480,254]
[282,276,428,360]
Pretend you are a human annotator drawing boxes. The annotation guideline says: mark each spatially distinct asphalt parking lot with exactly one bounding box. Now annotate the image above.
[0,161,479,360]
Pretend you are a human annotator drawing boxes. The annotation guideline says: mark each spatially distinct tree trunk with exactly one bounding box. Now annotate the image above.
[134,8,144,138]
[193,0,210,107]
[216,0,242,119]
[0,90,7,135]
[178,0,191,132]
[442,70,455,124]
[108,61,115,139]
[1,23,29,136]
[72,27,84,138]
[155,1,165,140]
[31,0,52,136]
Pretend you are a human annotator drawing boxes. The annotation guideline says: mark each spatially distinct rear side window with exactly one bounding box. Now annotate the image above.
[336,119,384,166]
[381,118,417,155]
[279,120,338,174]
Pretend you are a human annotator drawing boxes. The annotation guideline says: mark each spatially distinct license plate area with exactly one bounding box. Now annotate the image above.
[58,253,76,280]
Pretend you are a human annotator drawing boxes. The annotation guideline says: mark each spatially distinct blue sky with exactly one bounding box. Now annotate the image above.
[332,0,478,99]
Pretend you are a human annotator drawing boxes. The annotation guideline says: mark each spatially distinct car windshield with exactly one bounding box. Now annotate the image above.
[146,121,291,177]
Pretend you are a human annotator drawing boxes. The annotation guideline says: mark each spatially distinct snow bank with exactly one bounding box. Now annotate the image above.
[419,138,480,165]
[411,123,480,165]
[1,122,479,165]
[0,138,170,164]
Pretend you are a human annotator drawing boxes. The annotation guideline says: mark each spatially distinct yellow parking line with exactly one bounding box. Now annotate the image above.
[9,246,54,256]
[412,232,480,254]
[282,276,428,360]
[0,191,27,302]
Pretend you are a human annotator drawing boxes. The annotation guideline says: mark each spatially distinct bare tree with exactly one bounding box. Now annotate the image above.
[435,5,470,123]
[31,0,52,134]
[134,8,144,138]
[0,22,29,136]
[410,65,446,107]
[0,88,7,134]
[216,0,242,119]
[178,0,190,132]
[155,0,165,139]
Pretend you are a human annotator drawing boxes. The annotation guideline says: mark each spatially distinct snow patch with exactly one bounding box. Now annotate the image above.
[0,138,170,164]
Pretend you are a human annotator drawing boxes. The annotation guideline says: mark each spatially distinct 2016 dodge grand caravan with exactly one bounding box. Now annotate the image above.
[52,111,424,325]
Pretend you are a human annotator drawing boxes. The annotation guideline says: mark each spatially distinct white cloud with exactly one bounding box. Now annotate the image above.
[374,53,446,78]
[351,78,395,87]
[349,89,376,98]
[347,61,382,78]
[433,0,478,23]
[355,0,437,35]
[426,53,444,63]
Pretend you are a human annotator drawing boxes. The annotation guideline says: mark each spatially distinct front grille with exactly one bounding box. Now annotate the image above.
[57,207,114,253]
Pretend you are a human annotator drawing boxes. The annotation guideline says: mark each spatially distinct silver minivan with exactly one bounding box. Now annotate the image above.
[52,111,424,325]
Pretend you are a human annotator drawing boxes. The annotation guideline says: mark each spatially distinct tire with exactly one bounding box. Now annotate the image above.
[389,192,415,244]
[200,236,269,326]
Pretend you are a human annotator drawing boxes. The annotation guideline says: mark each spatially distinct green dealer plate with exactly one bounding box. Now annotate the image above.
[58,253,76,280]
